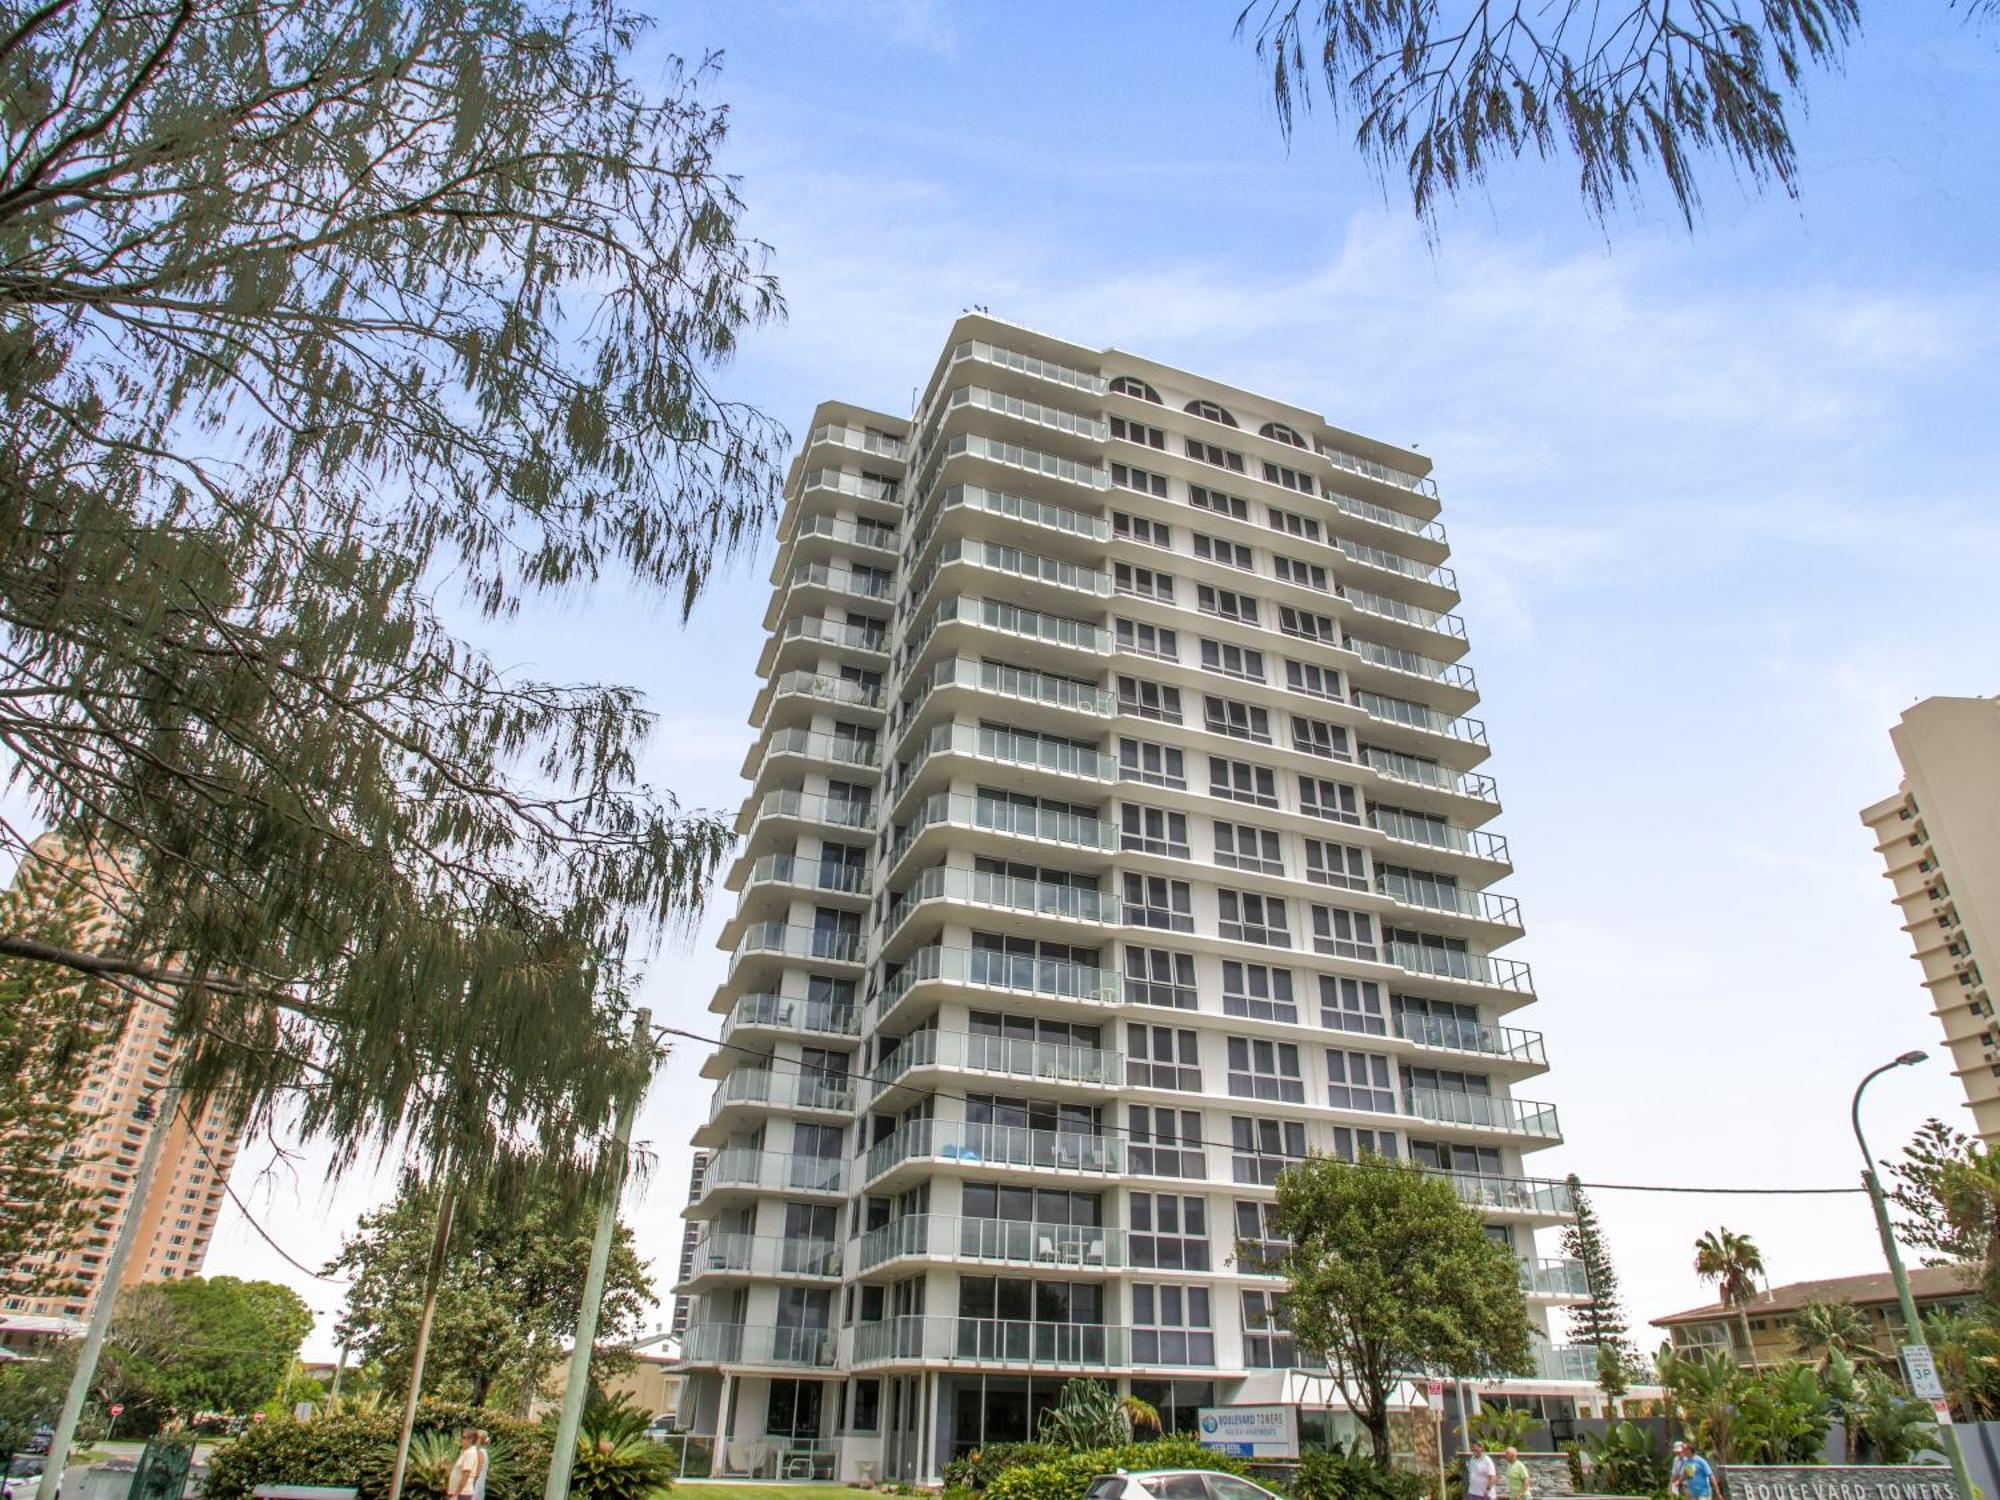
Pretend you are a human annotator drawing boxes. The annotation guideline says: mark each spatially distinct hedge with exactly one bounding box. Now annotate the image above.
[984,1437,1247,1500]
[202,1402,551,1500]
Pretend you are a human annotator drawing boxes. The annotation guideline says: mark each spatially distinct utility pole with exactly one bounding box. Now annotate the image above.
[543,1008,652,1500]
[37,1084,176,1500]
[386,1161,459,1500]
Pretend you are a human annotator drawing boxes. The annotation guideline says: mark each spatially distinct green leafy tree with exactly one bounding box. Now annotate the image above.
[1890,1118,1987,1265]
[0,0,783,1175]
[1657,1349,1834,1465]
[1232,2,1998,232]
[1693,1226,1767,1370]
[103,1276,314,1424]
[1849,1370,1939,1465]
[1562,1178,1637,1405]
[0,855,127,1300]
[1941,1145,2000,1304]
[1921,1307,2000,1423]
[1789,1298,1874,1370]
[328,1172,651,1413]
[1275,1154,1531,1468]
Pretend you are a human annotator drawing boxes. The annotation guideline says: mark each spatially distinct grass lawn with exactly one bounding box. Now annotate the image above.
[673,1486,860,1500]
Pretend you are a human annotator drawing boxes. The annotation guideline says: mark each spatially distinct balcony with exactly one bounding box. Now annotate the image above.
[798,467,900,510]
[1362,748,1498,806]
[1437,1172,1576,1218]
[941,384,1108,444]
[939,340,1108,399]
[1522,1257,1591,1300]
[808,423,905,460]
[1316,442,1437,499]
[1375,873,1521,929]
[907,537,1113,614]
[872,944,1120,1026]
[740,854,869,900]
[1329,490,1447,544]
[1393,1011,1546,1067]
[930,432,1108,496]
[896,720,1117,803]
[788,512,900,557]
[729,921,863,976]
[883,866,1116,946]
[749,726,882,782]
[941,483,1110,544]
[776,562,896,616]
[1532,1344,1603,1383]
[1343,585,1467,644]
[869,1030,1121,1100]
[1384,942,1534,995]
[898,657,1117,739]
[857,1214,1122,1274]
[679,1323,836,1370]
[1334,538,1457,597]
[864,1119,1123,1187]
[1355,692,1486,749]
[774,614,890,658]
[698,1147,844,1200]
[853,1315,1127,1370]
[761,669,885,721]
[1344,637,1476,693]
[739,789,874,841]
[904,595,1113,667]
[685,1233,842,1283]
[887,791,1117,875]
[1369,809,1510,868]
[1405,1088,1561,1139]
[719,992,860,1042]
[705,1065,853,1125]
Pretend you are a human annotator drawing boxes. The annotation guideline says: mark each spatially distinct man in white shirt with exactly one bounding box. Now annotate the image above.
[1468,1441,1498,1500]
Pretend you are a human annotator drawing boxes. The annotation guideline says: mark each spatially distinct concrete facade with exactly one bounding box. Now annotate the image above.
[673,316,1591,1482]
[1861,696,2000,1143]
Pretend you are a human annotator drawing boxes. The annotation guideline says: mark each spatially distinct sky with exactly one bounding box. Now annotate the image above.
[196,2,2000,1362]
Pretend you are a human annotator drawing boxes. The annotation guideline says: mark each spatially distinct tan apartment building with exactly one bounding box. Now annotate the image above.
[1,835,244,1323]
[1653,1266,1980,1367]
[1860,696,2000,1143]
[672,315,1593,1483]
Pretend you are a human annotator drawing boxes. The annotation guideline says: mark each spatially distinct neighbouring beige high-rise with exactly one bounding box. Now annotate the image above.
[1861,696,2000,1144]
[1,836,244,1327]
[674,316,1590,1482]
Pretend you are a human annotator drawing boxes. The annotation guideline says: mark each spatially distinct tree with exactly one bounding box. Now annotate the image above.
[1693,1226,1767,1370]
[1275,1153,1530,1468]
[1920,1307,2000,1423]
[0,857,126,1300]
[0,0,784,1175]
[98,1276,314,1426]
[1889,1118,1985,1265]
[1232,2,1997,232]
[1789,1298,1873,1371]
[328,1172,651,1413]
[1941,1145,2000,1303]
[1562,1178,1637,1405]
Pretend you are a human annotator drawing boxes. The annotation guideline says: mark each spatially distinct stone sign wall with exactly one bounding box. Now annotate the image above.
[1719,1465,1959,1500]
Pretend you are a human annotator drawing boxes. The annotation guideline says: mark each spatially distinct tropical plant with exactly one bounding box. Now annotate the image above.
[1036,1380,1133,1450]
[1659,1350,1834,1465]
[1563,1180,1638,1405]
[1579,1421,1670,1497]
[1919,1308,2000,1423]
[1276,1155,1531,1468]
[1790,1299,1875,1371]
[942,1444,1062,1492]
[984,1439,1243,1500]
[202,1402,548,1500]
[394,1431,470,1500]
[1693,1227,1767,1369]
[1290,1442,1427,1500]
[569,1402,676,1500]
[1849,1371,1939,1465]
[1467,1406,1536,1449]
[1941,1146,2000,1304]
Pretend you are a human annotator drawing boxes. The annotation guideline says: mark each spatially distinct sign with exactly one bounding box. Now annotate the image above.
[1196,1405,1298,1460]
[1931,1397,1954,1427]
[1718,1465,1959,1500]
[1427,1379,1445,1398]
[109,1403,124,1417]
[1904,1344,1946,1402]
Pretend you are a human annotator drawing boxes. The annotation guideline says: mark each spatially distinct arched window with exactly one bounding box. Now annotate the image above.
[1185,398,1238,428]
[1259,421,1308,449]
[1111,375,1163,404]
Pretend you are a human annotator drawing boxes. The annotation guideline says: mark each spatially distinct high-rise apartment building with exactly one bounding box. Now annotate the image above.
[1,836,244,1325]
[671,1151,711,1339]
[674,317,1586,1481]
[1861,695,2000,1143]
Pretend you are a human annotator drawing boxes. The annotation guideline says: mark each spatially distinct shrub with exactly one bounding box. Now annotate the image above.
[1288,1445,1425,1500]
[944,1443,1063,1491]
[202,1402,549,1500]
[985,1436,1243,1500]
[568,1404,676,1500]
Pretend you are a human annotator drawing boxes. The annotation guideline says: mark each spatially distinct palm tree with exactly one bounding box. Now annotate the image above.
[1790,1297,1873,1370]
[1694,1227,1767,1371]
[1921,1307,2000,1422]
[1942,1145,2000,1304]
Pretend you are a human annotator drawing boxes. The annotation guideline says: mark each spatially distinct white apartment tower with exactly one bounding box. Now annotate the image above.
[1861,696,2000,1144]
[675,317,1590,1481]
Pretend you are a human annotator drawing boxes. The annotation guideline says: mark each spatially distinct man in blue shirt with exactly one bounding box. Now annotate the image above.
[1671,1441,1714,1500]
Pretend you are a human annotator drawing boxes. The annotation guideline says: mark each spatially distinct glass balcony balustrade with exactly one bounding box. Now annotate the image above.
[1405,1087,1560,1138]
[868,1030,1121,1098]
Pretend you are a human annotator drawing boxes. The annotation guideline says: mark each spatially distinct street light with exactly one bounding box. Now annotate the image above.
[1851,1051,1976,1500]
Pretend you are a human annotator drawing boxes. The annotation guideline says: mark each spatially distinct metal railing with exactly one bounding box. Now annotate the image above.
[745,789,875,834]
[687,1233,842,1281]
[944,384,1108,442]
[722,992,859,1039]
[699,1148,844,1196]
[809,423,906,459]
[942,483,1110,542]
[1393,1011,1546,1065]
[1405,1088,1561,1138]
[791,512,900,552]
[857,1214,1123,1273]
[869,1030,1121,1097]
[1369,809,1510,864]
[1316,442,1436,496]
[884,865,1115,936]
[768,670,884,711]
[898,721,1117,795]
[1438,1171,1576,1216]
[743,854,869,896]
[733,921,863,967]
[888,790,1117,871]
[786,561,895,601]
[1375,873,1521,927]
[872,944,1121,1022]
[946,340,1107,396]
[1355,691,1486,745]
[798,468,899,505]
[853,1315,1127,1369]
[901,656,1117,725]
[707,1065,853,1119]
[777,615,891,656]
[757,726,882,771]
[679,1323,836,1368]
[1522,1257,1591,1298]
[1384,941,1534,993]
[865,1118,1123,1184]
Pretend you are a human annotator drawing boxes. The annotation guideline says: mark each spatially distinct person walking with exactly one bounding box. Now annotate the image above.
[1468,1441,1498,1500]
[1503,1447,1532,1500]
[446,1430,485,1500]
[1671,1441,1713,1500]
[471,1431,491,1500]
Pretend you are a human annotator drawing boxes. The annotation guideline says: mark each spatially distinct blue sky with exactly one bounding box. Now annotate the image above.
[209,3,2000,1357]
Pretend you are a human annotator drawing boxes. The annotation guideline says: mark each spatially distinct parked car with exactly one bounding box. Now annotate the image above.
[5,1454,47,1500]
[1086,1473,1284,1500]
[23,1433,49,1458]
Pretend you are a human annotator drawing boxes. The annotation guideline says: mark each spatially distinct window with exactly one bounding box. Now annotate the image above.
[1131,1284,1214,1366]
[1185,398,1239,428]
[1241,1290,1295,1367]
[1227,1036,1304,1102]
[1218,889,1290,947]
[1127,1025,1202,1091]
[1268,504,1322,542]
[1300,776,1361,825]
[1119,737,1186,789]
[1121,804,1190,859]
[1327,1050,1397,1112]
[1203,695,1271,742]
[1209,756,1278,808]
[1129,1105,1205,1178]
[1114,511,1173,548]
[1116,618,1178,661]
[1193,532,1254,570]
[1197,584,1261,625]
[1259,421,1308,449]
[1311,905,1378,959]
[1214,821,1283,876]
[1125,947,1198,1009]
[1221,960,1297,1021]
[1118,674,1183,724]
[852,1379,882,1433]
[1111,415,1166,448]
[1262,460,1316,494]
[1231,1115,1307,1184]
[1188,485,1249,521]
[1200,640,1266,683]
[1114,562,1176,601]
[1125,873,1194,930]
[1274,554,1331,592]
[1235,1201,1288,1274]
[1286,659,1342,700]
[1278,604,1338,643]
[1303,839,1368,890]
[1332,1126,1399,1161]
[1113,462,1169,496]
[1292,715,1352,761]
[1112,375,1163,403]
[1130,1195,1210,1271]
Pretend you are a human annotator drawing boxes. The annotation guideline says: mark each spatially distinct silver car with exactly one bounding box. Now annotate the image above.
[1086,1471,1286,1500]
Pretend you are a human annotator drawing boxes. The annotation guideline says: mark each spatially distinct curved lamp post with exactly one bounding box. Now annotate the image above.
[1852,1051,1976,1499]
